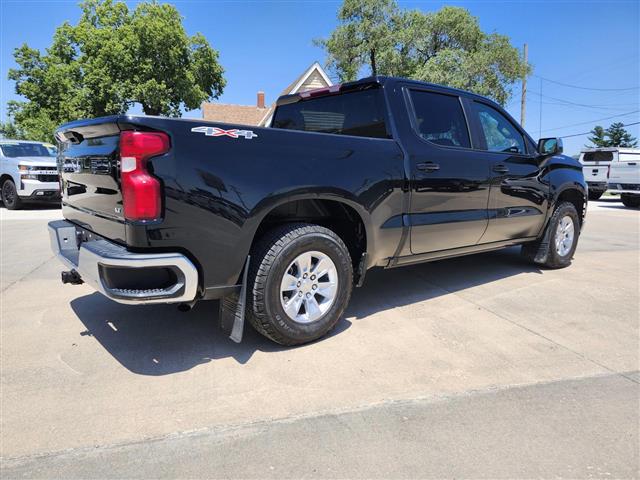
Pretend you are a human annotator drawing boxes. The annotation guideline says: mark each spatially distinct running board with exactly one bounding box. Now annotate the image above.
[389,237,538,267]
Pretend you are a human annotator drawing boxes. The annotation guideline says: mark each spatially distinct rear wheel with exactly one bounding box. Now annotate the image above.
[522,202,580,269]
[588,190,603,201]
[1,179,22,210]
[247,223,353,346]
[621,194,640,208]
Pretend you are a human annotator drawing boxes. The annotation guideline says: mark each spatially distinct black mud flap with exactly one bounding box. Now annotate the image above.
[533,221,553,264]
[219,256,250,343]
[355,252,368,287]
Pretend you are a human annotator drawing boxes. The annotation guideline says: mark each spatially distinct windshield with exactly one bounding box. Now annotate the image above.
[0,142,54,158]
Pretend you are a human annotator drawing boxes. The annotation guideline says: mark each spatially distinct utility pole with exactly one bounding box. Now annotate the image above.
[520,43,528,128]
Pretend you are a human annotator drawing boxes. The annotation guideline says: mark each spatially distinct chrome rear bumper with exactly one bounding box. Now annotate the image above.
[48,220,199,305]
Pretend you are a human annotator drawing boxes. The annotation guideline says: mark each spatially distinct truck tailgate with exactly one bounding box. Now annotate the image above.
[58,118,126,242]
[582,165,609,183]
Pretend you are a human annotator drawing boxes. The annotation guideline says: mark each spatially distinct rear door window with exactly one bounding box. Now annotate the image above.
[619,153,640,162]
[271,88,390,139]
[408,90,471,148]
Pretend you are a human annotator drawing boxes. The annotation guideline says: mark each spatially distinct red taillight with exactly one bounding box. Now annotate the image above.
[119,131,170,221]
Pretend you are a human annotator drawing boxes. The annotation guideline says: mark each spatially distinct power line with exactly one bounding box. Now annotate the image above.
[539,110,640,133]
[560,121,640,139]
[539,101,632,113]
[528,90,636,110]
[532,74,640,92]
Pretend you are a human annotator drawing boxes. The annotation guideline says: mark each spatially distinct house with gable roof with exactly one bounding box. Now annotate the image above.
[202,61,333,127]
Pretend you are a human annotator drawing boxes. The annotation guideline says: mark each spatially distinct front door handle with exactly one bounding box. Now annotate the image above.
[493,164,509,174]
[416,162,440,172]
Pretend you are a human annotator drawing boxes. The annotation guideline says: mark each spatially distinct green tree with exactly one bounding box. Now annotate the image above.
[317,1,529,106]
[587,123,638,148]
[0,121,25,140]
[605,122,638,148]
[316,0,398,80]
[6,0,225,142]
[587,125,609,147]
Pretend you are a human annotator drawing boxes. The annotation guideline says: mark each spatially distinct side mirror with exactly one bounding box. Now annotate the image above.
[538,137,563,155]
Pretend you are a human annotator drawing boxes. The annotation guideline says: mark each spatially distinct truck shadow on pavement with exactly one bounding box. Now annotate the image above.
[70,247,540,375]
[70,295,350,373]
[347,247,542,320]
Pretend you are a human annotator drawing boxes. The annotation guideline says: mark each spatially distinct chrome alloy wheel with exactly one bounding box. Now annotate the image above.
[280,251,338,324]
[554,215,575,257]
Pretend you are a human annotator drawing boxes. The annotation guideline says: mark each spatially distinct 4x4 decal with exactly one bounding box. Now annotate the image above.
[191,126,258,140]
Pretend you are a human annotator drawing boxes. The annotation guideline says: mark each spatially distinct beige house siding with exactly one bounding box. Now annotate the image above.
[299,70,330,92]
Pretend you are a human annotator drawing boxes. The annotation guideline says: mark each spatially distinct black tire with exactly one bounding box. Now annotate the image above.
[1,179,22,210]
[588,190,603,201]
[621,194,640,208]
[247,223,353,346]
[522,201,580,269]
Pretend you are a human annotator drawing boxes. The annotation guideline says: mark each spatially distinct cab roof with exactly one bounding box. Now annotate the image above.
[275,76,498,107]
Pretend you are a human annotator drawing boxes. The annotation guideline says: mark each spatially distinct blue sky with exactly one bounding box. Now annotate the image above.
[1,0,639,155]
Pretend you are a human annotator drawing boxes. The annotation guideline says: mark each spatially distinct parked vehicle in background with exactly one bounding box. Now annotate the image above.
[43,143,58,157]
[0,140,60,210]
[608,148,640,208]
[49,76,587,345]
[579,148,618,200]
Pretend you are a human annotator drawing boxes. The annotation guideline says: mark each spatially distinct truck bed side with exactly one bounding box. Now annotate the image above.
[56,115,405,298]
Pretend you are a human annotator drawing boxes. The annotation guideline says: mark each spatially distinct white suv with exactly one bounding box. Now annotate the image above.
[0,140,60,210]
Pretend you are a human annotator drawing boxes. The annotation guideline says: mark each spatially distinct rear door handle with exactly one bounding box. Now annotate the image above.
[416,162,440,172]
[493,164,509,174]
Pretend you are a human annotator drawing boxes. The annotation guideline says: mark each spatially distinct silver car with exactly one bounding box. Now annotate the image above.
[0,140,60,209]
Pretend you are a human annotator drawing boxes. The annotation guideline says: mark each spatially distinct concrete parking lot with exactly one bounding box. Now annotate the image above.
[1,199,639,478]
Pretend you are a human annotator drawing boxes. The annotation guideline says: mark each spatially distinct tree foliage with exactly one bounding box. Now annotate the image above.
[587,122,638,148]
[0,121,25,140]
[6,0,225,142]
[317,0,529,105]
[587,125,607,147]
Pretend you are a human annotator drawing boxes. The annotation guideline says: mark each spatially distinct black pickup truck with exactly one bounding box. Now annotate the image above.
[49,76,587,345]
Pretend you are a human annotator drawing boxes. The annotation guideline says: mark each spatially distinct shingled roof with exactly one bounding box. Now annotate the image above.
[201,103,268,126]
[202,62,332,127]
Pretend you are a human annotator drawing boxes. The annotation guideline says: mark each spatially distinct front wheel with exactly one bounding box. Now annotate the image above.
[1,179,22,210]
[247,223,353,346]
[621,194,640,208]
[522,202,580,269]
